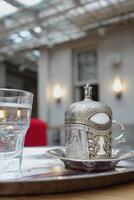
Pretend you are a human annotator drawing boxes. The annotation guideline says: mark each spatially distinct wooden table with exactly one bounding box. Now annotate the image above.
[0,147,134,198]
[0,182,133,200]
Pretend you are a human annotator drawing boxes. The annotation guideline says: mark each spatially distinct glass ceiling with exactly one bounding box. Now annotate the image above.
[16,0,43,7]
[0,1,18,18]
[0,0,133,53]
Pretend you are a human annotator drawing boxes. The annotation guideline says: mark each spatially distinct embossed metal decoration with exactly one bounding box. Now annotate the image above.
[65,83,125,160]
[47,147,134,172]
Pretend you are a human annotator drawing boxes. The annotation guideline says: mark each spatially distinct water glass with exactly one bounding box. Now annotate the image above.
[0,88,33,178]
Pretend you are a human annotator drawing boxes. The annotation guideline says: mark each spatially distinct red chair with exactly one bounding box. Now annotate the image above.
[24,118,47,147]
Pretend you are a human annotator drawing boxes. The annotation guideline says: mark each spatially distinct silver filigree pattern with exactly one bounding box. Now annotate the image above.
[65,83,125,160]
[65,85,112,159]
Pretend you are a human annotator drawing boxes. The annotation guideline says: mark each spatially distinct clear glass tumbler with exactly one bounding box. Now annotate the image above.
[0,88,33,178]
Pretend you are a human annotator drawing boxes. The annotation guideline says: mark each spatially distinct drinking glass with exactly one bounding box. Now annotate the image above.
[0,88,33,178]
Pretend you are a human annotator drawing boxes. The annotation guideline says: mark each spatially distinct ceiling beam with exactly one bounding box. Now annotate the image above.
[0,11,134,53]
[0,0,95,37]
[4,0,25,9]
[0,0,134,53]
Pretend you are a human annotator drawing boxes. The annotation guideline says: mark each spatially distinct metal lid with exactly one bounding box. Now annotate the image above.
[65,83,112,128]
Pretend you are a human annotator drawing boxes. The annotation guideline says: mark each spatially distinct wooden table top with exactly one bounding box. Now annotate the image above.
[0,147,134,198]
[0,182,134,200]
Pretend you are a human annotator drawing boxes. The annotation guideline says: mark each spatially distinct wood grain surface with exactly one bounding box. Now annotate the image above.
[0,182,134,200]
[0,147,134,197]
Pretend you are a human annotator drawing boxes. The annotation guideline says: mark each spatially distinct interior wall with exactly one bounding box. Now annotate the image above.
[49,48,72,126]
[0,63,6,87]
[38,25,134,145]
[38,47,72,145]
[98,28,134,124]
[38,49,50,122]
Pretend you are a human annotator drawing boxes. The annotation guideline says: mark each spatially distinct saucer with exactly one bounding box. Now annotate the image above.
[47,147,134,172]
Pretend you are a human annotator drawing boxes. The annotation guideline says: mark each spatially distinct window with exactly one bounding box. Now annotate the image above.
[80,83,99,101]
[74,49,99,101]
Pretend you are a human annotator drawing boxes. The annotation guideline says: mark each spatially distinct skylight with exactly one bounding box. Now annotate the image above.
[16,0,43,7]
[84,0,109,11]
[33,26,42,33]
[10,34,23,43]
[0,1,18,18]
[0,0,130,52]
[19,30,32,39]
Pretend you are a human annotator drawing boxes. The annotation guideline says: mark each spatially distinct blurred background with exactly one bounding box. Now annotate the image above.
[0,0,134,146]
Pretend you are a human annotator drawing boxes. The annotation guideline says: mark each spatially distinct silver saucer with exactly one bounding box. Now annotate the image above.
[47,147,134,172]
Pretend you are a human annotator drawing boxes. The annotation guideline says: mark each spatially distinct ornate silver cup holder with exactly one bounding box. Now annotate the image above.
[47,147,134,172]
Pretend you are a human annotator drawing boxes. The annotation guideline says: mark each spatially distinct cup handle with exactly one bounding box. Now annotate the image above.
[112,120,126,145]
